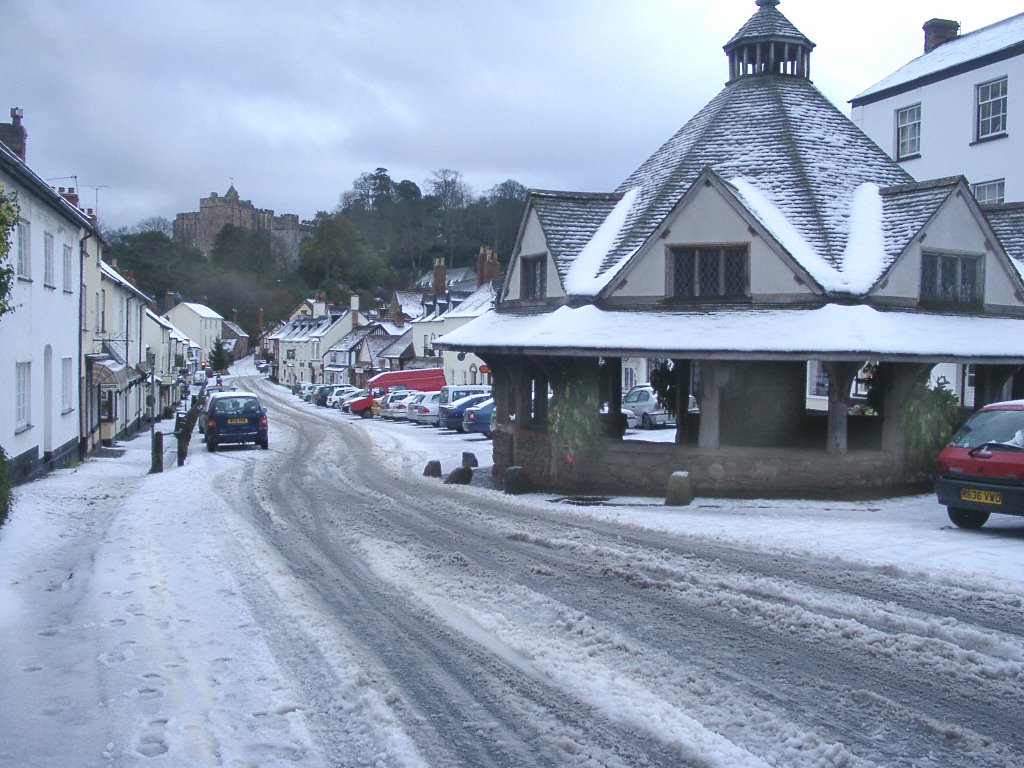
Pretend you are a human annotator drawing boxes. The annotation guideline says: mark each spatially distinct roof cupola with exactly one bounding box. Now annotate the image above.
[724,0,816,82]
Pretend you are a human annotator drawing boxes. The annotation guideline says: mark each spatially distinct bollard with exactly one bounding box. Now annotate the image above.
[665,471,694,506]
[150,431,163,474]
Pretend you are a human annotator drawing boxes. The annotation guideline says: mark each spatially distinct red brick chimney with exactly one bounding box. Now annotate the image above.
[484,247,501,283]
[433,256,446,297]
[164,290,175,314]
[231,308,238,323]
[59,186,80,208]
[0,107,27,161]
[476,246,487,287]
[923,18,959,53]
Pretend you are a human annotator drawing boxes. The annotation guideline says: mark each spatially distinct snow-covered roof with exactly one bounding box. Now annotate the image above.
[443,281,497,320]
[145,308,174,330]
[437,304,1024,364]
[100,261,151,302]
[854,12,1024,104]
[394,291,427,319]
[533,71,914,298]
[177,301,223,320]
[985,203,1024,279]
[222,320,249,338]
[378,330,413,360]
[724,0,814,50]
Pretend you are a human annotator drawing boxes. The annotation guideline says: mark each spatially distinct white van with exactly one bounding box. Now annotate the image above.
[438,384,491,407]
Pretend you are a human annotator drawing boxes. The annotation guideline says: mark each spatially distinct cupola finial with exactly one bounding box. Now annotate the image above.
[756,0,781,7]
[725,0,814,82]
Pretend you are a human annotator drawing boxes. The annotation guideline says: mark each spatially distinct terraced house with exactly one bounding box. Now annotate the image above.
[437,0,1024,497]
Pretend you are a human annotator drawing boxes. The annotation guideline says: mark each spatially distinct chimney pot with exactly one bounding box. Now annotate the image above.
[1,106,27,161]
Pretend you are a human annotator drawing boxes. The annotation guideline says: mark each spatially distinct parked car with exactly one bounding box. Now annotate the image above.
[297,382,318,401]
[339,389,367,413]
[389,391,422,421]
[438,384,491,409]
[192,370,207,385]
[935,399,1024,528]
[376,391,407,419]
[325,385,357,409]
[346,368,446,417]
[313,384,335,407]
[408,391,442,426]
[462,397,495,437]
[439,393,493,432]
[623,384,671,429]
[204,392,268,451]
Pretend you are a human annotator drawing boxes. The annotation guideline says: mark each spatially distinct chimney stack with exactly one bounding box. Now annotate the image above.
[60,186,80,208]
[257,307,264,332]
[484,247,501,283]
[433,256,446,297]
[476,246,487,287]
[0,107,27,161]
[923,18,959,53]
[350,295,360,328]
[231,308,238,323]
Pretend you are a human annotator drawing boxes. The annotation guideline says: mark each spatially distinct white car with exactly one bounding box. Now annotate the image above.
[325,386,357,408]
[408,391,441,426]
[623,384,670,429]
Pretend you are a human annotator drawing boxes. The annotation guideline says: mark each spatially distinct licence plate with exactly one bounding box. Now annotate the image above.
[961,488,1002,505]
[227,418,248,425]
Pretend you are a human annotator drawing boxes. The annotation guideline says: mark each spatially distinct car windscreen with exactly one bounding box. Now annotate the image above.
[949,408,1024,450]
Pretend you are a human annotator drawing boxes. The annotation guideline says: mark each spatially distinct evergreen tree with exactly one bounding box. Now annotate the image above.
[208,338,231,372]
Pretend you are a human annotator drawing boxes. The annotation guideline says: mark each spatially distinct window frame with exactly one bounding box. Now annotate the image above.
[62,243,73,292]
[43,231,55,287]
[895,103,921,160]
[972,179,1005,205]
[976,76,1008,142]
[520,254,547,300]
[16,362,31,431]
[61,356,74,413]
[919,250,984,307]
[16,219,30,279]
[668,244,750,301]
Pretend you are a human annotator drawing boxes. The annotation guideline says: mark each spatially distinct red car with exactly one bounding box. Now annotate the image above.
[934,399,1024,528]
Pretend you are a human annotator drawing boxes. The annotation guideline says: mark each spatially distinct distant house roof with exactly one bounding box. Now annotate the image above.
[853,12,1024,105]
[177,301,223,320]
[101,261,151,302]
[444,281,498,319]
[222,320,249,338]
[378,329,413,361]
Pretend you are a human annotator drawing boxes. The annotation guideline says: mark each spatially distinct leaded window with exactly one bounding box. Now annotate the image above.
[44,232,55,286]
[521,255,547,300]
[977,77,1008,140]
[921,252,982,305]
[63,243,73,291]
[16,362,30,430]
[896,104,921,160]
[671,246,748,299]
[16,220,30,278]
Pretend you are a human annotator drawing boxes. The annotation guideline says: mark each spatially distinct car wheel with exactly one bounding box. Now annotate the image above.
[947,507,990,529]
[642,412,653,429]
[207,440,217,452]
[359,408,372,418]
[259,438,269,450]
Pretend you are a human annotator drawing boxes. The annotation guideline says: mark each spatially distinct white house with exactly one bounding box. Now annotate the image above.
[851,11,1024,407]
[0,126,93,482]
[851,12,1024,205]
[81,258,151,450]
[144,309,189,417]
[164,301,223,369]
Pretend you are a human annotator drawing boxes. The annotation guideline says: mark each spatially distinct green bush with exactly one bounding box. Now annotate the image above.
[901,377,960,469]
[550,377,604,465]
[0,444,11,527]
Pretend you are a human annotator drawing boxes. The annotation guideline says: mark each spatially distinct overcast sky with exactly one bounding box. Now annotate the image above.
[6,0,1022,232]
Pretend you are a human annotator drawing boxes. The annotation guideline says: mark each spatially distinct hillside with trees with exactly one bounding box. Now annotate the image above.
[104,168,526,338]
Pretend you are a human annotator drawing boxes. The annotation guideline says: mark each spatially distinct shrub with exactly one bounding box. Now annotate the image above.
[901,377,960,469]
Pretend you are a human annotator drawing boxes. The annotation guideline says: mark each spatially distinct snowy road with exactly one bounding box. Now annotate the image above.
[2,363,1024,767]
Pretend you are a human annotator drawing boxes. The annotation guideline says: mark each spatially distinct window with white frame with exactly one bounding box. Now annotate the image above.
[976,77,1008,140]
[16,220,30,278]
[896,104,921,160]
[61,356,73,412]
[43,232,55,286]
[63,243,73,291]
[973,179,1005,205]
[16,362,31,430]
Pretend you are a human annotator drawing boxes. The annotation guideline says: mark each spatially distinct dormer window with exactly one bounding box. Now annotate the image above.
[670,246,749,299]
[920,251,982,306]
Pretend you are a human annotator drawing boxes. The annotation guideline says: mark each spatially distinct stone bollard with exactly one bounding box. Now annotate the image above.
[423,460,443,478]
[462,452,478,469]
[504,465,529,495]
[665,471,694,506]
[150,431,163,474]
[444,466,473,485]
